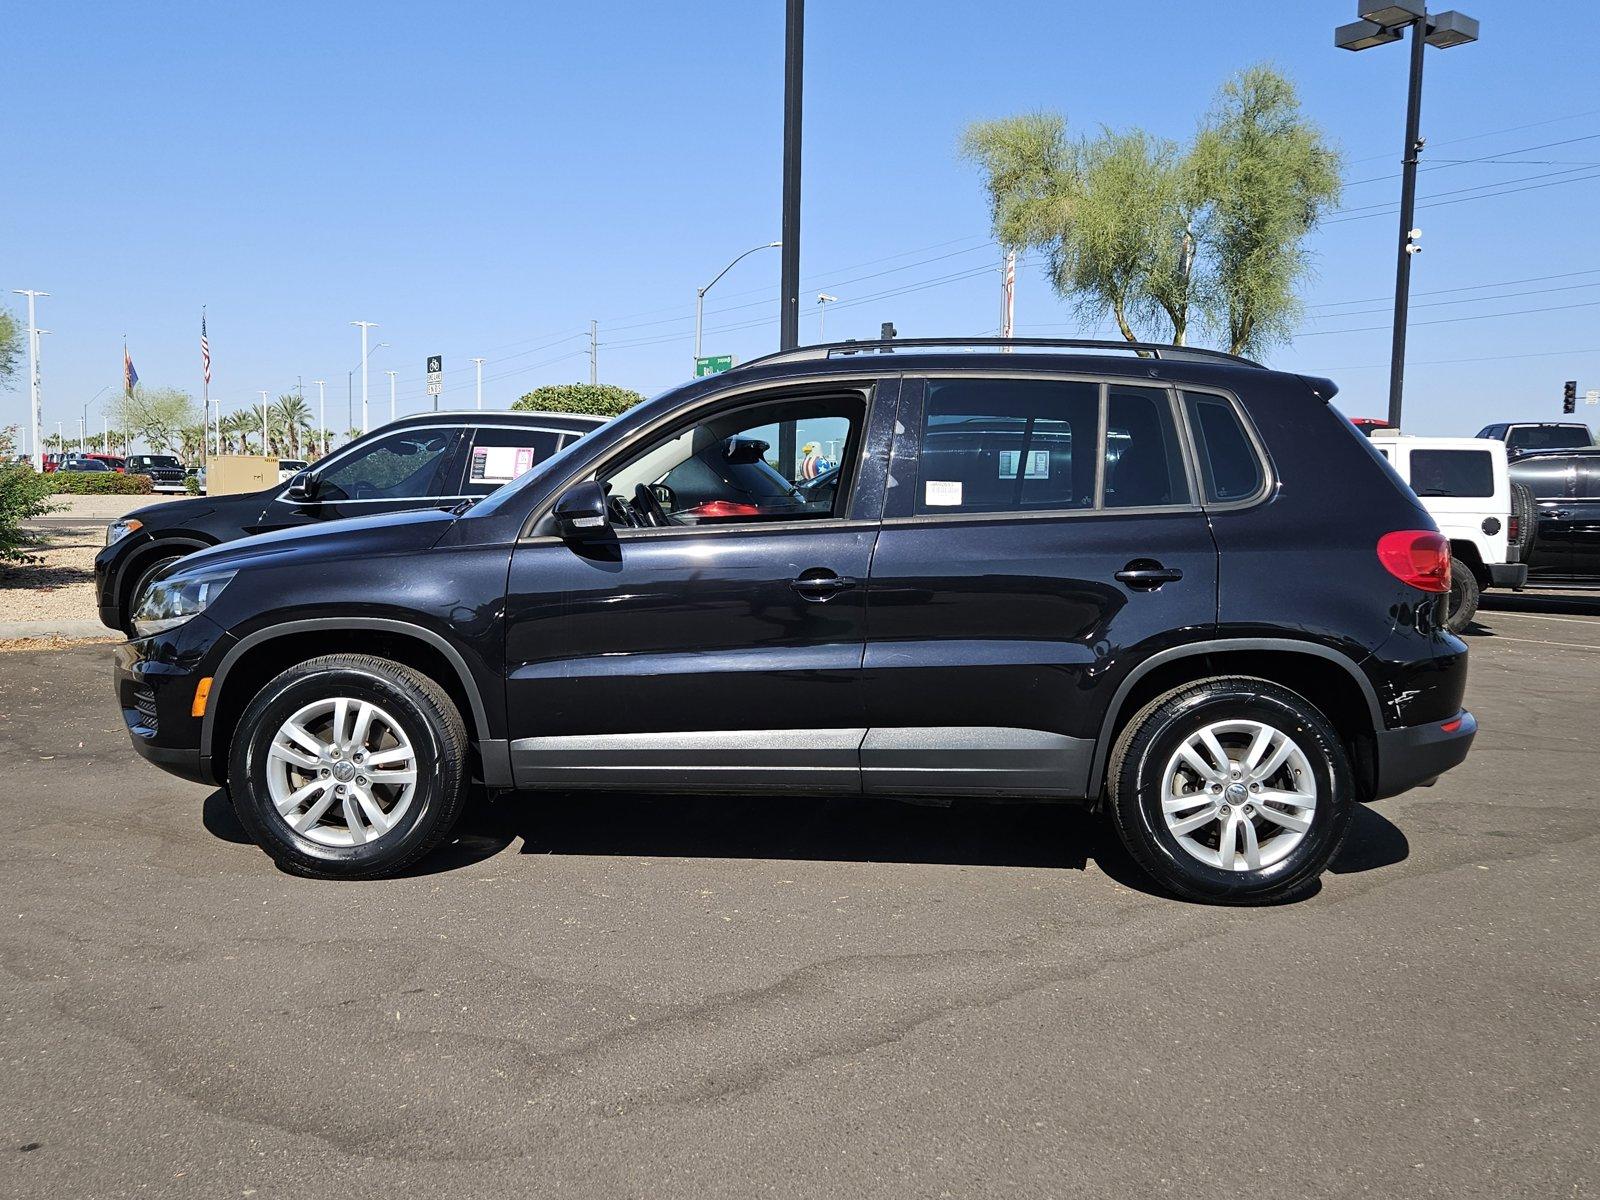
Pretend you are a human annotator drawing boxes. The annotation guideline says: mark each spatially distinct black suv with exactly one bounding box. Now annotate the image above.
[114,339,1475,903]
[1509,447,1600,579]
[95,410,605,632]
[124,453,189,493]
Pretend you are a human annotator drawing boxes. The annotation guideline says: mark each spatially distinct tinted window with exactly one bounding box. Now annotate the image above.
[1507,425,1591,452]
[602,394,861,525]
[1408,450,1493,498]
[1183,393,1264,503]
[317,430,454,501]
[462,426,565,496]
[1510,456,1575,500]
[1105,386,1190,508]
[917,378,1099,515]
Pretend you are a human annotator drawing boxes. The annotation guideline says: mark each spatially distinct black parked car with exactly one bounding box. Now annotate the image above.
[1509,447,1600,579]
[1476,421,1594,458]
[114,339,1475,903]
[95,410,606,633]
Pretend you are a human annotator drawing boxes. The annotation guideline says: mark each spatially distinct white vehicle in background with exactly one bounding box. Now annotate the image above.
[1369,431,1531,631]
[276,459,309,483]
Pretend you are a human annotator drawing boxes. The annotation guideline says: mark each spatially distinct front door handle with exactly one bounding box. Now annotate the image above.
[1116,560,1183,590]
[791,572,859,601]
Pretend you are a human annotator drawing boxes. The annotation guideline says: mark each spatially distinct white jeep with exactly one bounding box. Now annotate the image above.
[1369,431,1531,631]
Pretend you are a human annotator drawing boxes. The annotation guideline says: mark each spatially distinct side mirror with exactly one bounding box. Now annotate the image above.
[552,480,612,540]
[286,469,320,502]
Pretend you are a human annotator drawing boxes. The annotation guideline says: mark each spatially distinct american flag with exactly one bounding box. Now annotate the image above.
[201,312,211,385]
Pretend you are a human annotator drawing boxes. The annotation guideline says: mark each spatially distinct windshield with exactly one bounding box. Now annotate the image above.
[134,455,181,468]
[1508,426,1591,452]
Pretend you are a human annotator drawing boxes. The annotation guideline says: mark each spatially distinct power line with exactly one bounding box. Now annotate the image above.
[1326,167,1600,224]
[1309,267,1600,309]
[1298,297,1600,338]
[1342,131,1600,186]
[1344,107,1600,165]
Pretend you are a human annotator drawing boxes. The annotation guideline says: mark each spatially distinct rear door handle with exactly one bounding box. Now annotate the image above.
[1115,561,1183,590]
[791,572,859,601]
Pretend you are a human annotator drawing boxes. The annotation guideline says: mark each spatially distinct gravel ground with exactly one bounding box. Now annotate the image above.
[0,527,103,624]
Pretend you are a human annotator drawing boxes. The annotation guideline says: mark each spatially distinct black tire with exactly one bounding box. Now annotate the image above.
[1509,481,1536,560]
[227,654,469,879]
[1106,676,1355,905]
[120,551,187,636]
[1444,556,1480,633]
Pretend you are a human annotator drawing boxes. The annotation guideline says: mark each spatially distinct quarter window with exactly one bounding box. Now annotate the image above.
[1183,392,1264,503]
[1408,450,1493,498]
[316,430,454,501]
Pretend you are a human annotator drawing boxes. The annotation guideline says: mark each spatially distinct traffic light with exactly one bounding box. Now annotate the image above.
[1564,380,1577,414]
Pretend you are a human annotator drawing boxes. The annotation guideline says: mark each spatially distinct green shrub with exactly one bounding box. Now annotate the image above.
[513,382,643,418]
[48,471,154,495]
[184,475,201,495]
[1,462,55,563]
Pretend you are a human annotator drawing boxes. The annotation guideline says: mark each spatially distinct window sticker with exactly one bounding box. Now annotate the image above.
[470,445,539,484]
[998,449,1050,479]
[924,479,963,507]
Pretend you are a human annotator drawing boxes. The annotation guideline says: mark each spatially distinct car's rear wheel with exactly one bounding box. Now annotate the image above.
[1107,677,1354,904]
[227,654,468,879]
[1444,556,1480,633]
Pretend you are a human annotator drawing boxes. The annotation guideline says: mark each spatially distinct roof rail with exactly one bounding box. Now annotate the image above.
[737,337,1262,372]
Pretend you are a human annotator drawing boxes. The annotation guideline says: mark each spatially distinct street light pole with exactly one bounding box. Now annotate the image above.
[472,357,484,409]
[259,390,270,455]
[313,380,327,456]
[695,242,782,365]
[779,0,804,351]
[351,321,378,434]
[1337,2,1479,431]
[12,289,47,470]
[816,293,837,340]
[385,369,398,425]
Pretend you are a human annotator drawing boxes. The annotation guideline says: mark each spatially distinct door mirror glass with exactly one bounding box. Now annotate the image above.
[552,480,612,539]
[286,469,320,502]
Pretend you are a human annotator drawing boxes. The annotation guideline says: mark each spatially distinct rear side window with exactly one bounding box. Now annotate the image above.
[916,379,1099,514]
[1408,449,1493,498]
[1182,392,1264,503]
[462,426,566,496]
[1105,386,1191,508]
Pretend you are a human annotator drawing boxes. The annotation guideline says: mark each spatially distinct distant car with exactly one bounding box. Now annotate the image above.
[1476,422,1594,458]
[1509,447,1600,580]
[84,453,127,473]
[277,459,309,483]
[57,457,113,472]
[125,454,188,493]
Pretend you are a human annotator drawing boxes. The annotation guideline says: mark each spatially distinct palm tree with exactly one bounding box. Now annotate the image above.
[223,410,258,456]
[178,423,209,465]
[269,394,311,459]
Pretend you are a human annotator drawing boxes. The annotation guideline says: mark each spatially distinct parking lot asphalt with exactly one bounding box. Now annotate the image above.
[2,599,1597,1199]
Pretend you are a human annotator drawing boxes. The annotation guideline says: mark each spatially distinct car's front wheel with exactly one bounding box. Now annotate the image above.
[1106,677,1354,904]
[227,654,468,878]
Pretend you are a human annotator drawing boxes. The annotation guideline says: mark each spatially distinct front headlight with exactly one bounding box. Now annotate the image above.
[106,518,142,546]
[131,568,237,638]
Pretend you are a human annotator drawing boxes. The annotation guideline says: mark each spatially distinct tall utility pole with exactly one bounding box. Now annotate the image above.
[259,390,270,455]
[779,0,804,350]
[472,357,484,409]
[1000,250,1017,340]
[351,320,378,434]
[589,320,598,384]
[313,380,327,456]
[385,369,398,425]
[12,289,48,470]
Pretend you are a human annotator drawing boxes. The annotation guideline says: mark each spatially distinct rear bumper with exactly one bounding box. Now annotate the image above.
[1372,709,1476,799]
[1489,562,1528,590]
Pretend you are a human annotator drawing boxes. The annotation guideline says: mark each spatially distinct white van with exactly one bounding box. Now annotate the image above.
[1369,432,1530,630]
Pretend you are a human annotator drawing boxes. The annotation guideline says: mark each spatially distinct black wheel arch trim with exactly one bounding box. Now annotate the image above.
[200,617,507,787]
[112,534,214,601]
[1087,638,1384,797]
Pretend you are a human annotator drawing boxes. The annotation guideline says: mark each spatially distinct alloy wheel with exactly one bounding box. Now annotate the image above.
[264,697,419,848]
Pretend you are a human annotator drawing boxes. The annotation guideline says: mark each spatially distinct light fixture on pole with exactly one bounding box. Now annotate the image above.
[385,369,398,425]
[313,380,327,456]
[12,289,48,470]
[694,241,781,365]
[351,320,379,434]
[1337,0,1478,431]
[816,293,838,340]
[472,357,484,409]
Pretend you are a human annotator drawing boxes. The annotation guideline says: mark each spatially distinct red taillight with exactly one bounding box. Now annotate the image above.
[685,500,762,519]
[1377,530,1452,593]
[1507,514,1520,543]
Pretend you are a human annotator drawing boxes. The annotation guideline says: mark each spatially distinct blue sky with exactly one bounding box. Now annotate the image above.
[4,0,1599,444]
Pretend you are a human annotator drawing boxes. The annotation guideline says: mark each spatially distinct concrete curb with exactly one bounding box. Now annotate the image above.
[0,619,120,642]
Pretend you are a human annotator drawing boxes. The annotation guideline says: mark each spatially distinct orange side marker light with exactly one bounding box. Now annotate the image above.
[191,677,213,718]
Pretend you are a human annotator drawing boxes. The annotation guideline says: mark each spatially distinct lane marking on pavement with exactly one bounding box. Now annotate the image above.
[1482,610,1600,627]
[1483,634,1600,651]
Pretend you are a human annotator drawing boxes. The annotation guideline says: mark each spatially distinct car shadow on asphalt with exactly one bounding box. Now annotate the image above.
[203,787,1411,903]
[1478,589,1600,619]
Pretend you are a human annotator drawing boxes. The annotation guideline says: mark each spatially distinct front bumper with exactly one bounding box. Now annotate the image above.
[1372,709,1476,799]
[1489,562,1528,591]
[114,614,236,787]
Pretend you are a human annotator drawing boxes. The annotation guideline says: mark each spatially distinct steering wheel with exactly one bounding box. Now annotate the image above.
[607,493,640,528]
[632,483,671,528]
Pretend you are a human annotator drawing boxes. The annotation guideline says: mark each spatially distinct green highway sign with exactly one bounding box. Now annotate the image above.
[695,355,734,378]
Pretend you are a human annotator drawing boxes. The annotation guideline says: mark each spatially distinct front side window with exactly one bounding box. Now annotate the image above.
[462,426,566,496]
[916,378,1099,515]
[1408,450,1494,498]
[317,430,454,501]
[599,394,862,527]
[1183,392,1264,503]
